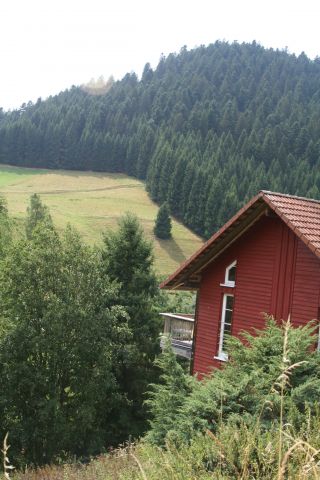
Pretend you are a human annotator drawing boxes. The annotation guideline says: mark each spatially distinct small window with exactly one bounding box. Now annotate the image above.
[221,261,237,287]
[216,294,234,361]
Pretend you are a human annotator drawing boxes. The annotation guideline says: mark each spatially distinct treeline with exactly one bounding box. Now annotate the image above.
[1,41,320,237]
[0,195,165,466]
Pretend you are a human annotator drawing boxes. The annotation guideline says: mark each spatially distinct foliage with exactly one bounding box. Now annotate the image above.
[154,203,172,239]
[158,288,196,314]
[0,166,203,275]
[146,318,320,445]
[101,213,160,354]
[0,196,12,258]
[0,212,132,466]
[145,338,193,445]
[1,42,320,238]
[12,414,320,479]
[25,193,53,239]
[100,213,161,438]
[8,319,320,478]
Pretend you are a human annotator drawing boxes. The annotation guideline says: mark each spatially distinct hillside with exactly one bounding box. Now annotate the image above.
[1,41,320,238]
[0,165,202,275]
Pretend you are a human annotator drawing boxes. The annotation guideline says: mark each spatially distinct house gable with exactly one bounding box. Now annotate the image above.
[160,191,320,291]
[194,215,281,374]
[160,191,320,377]
[193,214,320,376]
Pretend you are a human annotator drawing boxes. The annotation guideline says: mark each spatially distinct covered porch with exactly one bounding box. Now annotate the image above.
[160,312,194,359]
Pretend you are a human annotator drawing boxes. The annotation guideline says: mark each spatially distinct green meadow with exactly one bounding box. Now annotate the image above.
[0,165,203,275]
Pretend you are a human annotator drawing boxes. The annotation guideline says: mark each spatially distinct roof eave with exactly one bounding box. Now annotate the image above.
[161,190,320,291]
[160,192,266,290]
[262,195,320,261]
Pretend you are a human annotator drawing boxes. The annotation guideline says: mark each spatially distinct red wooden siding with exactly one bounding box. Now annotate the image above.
[192,214,320,377]
[193,215,281,376]
[291,240,320,327]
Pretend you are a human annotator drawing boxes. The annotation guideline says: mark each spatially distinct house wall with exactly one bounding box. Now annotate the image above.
[192,214,320,376]
[291,241,320,327]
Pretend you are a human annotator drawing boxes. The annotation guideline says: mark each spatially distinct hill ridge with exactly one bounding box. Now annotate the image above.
[0,41,320,238]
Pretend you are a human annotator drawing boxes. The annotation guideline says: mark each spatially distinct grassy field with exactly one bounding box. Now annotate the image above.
[0,165,203,275]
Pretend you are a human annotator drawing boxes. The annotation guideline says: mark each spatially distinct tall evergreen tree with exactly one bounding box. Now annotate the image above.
[100,213,161,437]
[154,202,172,239]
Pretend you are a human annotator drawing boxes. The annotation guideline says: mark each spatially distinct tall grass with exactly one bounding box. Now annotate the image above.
[11,319,320,479]
[11,426,320,480]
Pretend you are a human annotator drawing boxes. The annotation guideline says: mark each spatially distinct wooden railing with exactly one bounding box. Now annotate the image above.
[160,313,194,359]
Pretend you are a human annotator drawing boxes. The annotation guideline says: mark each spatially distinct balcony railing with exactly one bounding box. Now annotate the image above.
[160,313,194,359]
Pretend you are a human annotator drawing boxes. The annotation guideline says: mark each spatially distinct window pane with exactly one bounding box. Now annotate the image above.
[218,293,235,358]
[225,309,233,324]
[224,322,232,334]
[226,295,234,310]
[228,266,236,283]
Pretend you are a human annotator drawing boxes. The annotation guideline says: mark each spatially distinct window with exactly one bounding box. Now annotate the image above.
[215,294,234,361]
[221,261,237,287]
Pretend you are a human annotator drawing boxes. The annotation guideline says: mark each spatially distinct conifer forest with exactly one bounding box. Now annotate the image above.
[1,41,320,238]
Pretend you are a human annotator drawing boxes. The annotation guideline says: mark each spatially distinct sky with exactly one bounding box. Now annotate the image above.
[0,0,319,110]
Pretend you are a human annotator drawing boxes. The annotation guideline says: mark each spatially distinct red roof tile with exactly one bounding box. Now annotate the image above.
[161,191,320,290]
[262,191,320,255]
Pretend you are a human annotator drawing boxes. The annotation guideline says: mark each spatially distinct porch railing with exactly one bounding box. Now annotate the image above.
[160,313,194,359]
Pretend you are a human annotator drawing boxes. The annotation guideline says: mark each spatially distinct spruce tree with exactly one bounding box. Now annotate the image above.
[154,202,172,239]
[100,213,161,437]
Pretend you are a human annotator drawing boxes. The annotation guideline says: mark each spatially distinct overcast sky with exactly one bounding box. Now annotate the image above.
[0,0,319,110]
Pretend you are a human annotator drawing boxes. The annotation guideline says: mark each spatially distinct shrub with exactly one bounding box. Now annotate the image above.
[146,318,320,444]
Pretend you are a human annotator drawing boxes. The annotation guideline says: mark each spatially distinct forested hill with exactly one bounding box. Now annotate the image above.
[1,41,320,238]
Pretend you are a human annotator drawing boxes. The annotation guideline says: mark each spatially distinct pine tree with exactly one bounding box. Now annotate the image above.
[154,202,172,239]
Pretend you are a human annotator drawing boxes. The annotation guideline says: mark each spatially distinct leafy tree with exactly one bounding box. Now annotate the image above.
[159,289,196,314]
[25,193,53,239]
[154,202,172,239]
[0,196,12,257]
[101,213,161,437]
[0,221,130,466]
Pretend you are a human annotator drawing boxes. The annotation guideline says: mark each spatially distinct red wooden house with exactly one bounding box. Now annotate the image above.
[160,191,320,376]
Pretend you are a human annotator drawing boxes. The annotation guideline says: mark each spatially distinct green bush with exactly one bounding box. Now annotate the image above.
[160,319,320,443]
[145,318,320,478]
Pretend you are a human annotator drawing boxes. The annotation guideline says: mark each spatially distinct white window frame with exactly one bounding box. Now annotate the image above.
[220,260,237,288]
[214,293,234,362]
